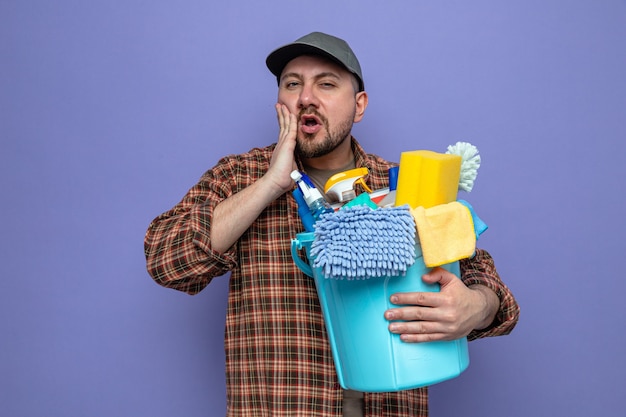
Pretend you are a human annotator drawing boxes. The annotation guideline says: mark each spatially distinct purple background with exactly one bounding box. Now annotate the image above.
[2,1,625,416]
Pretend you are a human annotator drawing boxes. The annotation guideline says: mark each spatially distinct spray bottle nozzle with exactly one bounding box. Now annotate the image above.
[324,168,372,203]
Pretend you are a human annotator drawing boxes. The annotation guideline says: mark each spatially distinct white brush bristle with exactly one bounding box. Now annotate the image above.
[446,142,481,192]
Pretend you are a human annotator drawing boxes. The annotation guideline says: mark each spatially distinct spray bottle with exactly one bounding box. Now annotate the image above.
[292,187,316,232]
[324,167,372,203]
[291,170,333,223]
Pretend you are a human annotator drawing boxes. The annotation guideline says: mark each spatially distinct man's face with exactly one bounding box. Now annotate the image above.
[278,55,366,159]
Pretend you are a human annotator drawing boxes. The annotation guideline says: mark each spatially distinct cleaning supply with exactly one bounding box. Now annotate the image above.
[343,192,378,210]
[293,187,316,232]
[324,167,372,203]
[289,143,485,392]
[458,199,488,239]
[376,166,399,208]
[291,170,333,223]
[411,202,476,267]
[291,231,469,392]
[367,188,390,205]
[446,142,481,192]
[309,205,416,279]
[394,151,461,209]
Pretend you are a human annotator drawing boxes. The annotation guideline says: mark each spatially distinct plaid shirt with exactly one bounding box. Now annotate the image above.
[144,138,520,417]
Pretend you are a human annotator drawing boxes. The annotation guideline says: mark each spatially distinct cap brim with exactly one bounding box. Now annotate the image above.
[266,43,340,79]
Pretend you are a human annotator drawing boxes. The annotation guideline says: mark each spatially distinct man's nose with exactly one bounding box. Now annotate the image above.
[298,84,318,108]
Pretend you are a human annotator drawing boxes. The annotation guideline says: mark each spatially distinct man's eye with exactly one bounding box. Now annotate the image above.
[285,81,300,88]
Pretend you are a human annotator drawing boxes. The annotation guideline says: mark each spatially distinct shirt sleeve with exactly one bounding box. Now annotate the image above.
[143,159,241,295]
[459,248,520,341]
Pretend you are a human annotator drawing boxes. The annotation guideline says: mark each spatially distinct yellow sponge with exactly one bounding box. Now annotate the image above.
[394,150,461,209]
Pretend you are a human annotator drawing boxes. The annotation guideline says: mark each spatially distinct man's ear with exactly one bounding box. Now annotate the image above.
[353,91,368,123]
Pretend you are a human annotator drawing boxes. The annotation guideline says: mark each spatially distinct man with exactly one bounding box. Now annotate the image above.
[144,32,519,417]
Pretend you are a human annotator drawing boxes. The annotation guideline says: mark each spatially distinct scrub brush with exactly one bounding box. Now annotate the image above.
[446,142,481,192]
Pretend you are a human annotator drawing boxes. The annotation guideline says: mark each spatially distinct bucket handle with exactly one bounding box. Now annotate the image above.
[291,238,313,277]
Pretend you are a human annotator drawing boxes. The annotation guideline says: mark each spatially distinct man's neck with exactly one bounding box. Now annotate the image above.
[300,136,354,171]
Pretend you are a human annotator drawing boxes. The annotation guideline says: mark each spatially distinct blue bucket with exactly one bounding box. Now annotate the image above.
[291,231,469,392]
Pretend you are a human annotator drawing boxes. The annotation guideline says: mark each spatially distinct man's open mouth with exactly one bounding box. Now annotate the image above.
[300,113,323,135]
[301,115,321,127]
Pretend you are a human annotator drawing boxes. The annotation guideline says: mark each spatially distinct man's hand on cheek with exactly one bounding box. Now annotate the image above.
[267,103,298,194]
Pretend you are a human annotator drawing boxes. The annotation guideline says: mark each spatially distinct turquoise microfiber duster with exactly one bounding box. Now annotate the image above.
[309,205,416,280]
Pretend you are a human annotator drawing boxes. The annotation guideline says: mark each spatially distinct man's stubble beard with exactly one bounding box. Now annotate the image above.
[295,114,354,159]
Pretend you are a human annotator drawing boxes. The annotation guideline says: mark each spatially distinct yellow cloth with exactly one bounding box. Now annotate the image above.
[411,202,476,267]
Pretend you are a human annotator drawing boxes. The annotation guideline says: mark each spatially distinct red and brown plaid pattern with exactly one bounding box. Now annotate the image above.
[144,138,519,416]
